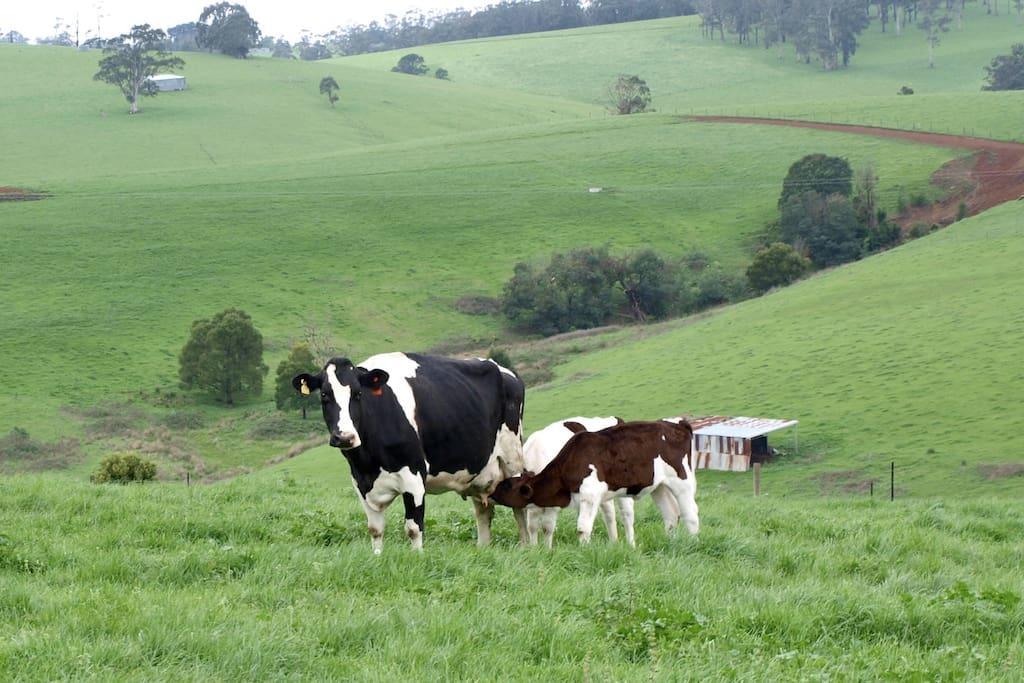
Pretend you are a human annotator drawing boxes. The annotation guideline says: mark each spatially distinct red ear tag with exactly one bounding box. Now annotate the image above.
[371,387,384,397]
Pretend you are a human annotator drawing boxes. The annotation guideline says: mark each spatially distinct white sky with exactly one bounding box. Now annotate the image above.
[3,0,487,43]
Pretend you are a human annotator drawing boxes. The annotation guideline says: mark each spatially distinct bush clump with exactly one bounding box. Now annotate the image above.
[91,453,157,484]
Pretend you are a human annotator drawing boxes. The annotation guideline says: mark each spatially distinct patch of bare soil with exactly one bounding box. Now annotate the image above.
[977,463,1024,480]
[813,469,874,495]
[0,186,48,202]
[688,116,1024,229]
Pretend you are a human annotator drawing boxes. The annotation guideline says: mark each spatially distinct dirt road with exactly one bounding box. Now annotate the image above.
[689,116,1024,227]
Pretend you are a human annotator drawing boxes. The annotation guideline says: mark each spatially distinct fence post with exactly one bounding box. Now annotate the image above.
[753,462,762,496]
[890,461,895,501]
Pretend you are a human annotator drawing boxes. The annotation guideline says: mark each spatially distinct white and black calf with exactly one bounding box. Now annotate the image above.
[293,352,525,553]
[492,420,699,547]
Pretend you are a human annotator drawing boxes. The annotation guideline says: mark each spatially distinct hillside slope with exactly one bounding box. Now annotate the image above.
[523,201,1024,497]
[0,47,954,446]
[342,7,1024,141]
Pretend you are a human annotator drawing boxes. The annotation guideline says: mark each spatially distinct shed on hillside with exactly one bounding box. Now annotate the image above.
[148,74,186,91]
[686,416,798,472]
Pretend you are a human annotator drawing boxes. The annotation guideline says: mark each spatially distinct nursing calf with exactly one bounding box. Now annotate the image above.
[492,420,699,547]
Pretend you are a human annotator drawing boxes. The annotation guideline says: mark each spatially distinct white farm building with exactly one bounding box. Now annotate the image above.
[148,74,186,91]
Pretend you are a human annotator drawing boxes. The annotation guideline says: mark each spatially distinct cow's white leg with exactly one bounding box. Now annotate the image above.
[352,478,389,555]
[652,487,680,532]
[472,497,494,547]
[540,507,558,549]
[513,507,530,547]
[576,494,602,544]
[600,500,618,542]
[618,497,636,548]
[576,468,608,544]
[666,477,700,536]
[526,508,541,545]
[360,496,388,555]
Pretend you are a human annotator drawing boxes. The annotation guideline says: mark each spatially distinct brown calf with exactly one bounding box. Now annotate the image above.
[492,420,699,546]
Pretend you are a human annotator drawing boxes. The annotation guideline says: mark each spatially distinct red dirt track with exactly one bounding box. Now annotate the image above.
[0,187,47,202]
[689,116,1024,227]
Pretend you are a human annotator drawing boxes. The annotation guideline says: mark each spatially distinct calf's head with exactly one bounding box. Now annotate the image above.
[292,358,389,451]
[490,473,536,509]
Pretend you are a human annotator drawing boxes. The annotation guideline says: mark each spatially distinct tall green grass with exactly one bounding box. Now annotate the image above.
[1,470,1021,680]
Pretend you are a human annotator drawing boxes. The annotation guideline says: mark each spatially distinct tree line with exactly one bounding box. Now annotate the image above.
[697,0,1014,70]
[321,0,695,57]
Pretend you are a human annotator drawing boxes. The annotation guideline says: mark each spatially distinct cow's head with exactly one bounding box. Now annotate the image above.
[490,472,536,509]
[292,357,389,451]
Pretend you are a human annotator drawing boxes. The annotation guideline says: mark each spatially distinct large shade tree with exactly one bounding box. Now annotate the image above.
[93,25,184,114]
[983,44,1024,91]
[179,308,268,405]
[196,2,261,58]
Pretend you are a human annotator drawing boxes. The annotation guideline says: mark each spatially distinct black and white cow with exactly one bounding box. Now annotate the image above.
[293,352,526,553]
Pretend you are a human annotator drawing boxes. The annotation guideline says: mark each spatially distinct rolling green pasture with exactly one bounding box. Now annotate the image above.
[0,44,954,450]
[525,201,1024,498]
[0,45,591,186]
[343,6,1024,140]
[1,469,1022,680]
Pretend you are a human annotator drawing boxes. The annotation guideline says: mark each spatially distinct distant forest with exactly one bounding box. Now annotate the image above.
[316,0,695,56]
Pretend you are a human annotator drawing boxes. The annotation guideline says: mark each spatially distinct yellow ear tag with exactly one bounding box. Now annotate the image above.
[300,379,310,396]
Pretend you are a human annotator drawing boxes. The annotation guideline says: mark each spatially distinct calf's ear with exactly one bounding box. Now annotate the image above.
[563,421,587,434]
[292,373,322,395]
[358,368,390,396]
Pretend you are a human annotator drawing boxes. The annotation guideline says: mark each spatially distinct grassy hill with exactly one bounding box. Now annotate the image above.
[1,10,1021,491]
[342,6,1024,141]
[0,45,954,456]
[523,201,1024,498]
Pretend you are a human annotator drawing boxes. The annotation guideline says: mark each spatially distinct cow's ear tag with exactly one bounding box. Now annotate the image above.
[371,386,384,397]
[300,379,311,396]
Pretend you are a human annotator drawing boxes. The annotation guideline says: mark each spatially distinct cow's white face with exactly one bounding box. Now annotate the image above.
[292,358,390,451]
[324,363,362,450]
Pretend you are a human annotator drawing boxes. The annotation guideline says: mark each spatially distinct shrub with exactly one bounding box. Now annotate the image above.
[488,349,514,373]
[160,410,205,430]
[435,67,449,80]
[694,264,746,309]
[908,222,930,238]
[910,193,929,208]
[392,53,428,75]
[608,74,651,115]
[898,85,915,95]
[501,247,615,336]
[746,243,811,294]
[779,154,853,208]
[781,191,866,268]
[983,44,1024,91]
[91,453,157,484]
[956,202,969,221]
[865,217,902,252]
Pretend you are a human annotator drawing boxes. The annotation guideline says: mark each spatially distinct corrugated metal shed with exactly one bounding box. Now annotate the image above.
[148,74,186,91]
[694,416,798,439]
[678,415,798,472]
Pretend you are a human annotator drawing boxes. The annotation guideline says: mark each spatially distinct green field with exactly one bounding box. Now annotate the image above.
[525,201,1024,498]
[1,470,1022,680]
[343,6,1024,141]
[0,43,955,457]
[3,8,1024,680]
